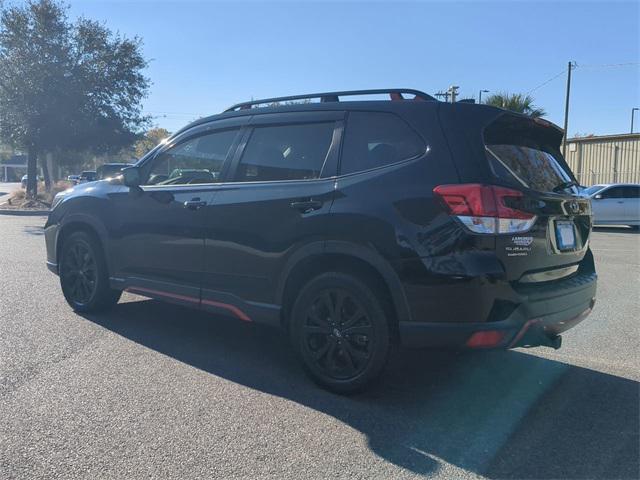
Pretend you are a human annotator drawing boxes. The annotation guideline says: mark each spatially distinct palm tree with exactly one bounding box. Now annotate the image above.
[484,92,546,118]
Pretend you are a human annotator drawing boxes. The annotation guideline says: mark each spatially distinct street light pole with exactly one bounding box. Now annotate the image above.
[479,89,489,104]
[631,108,639,134]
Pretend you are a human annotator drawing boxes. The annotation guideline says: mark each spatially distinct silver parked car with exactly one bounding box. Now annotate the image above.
[582,183,640,228]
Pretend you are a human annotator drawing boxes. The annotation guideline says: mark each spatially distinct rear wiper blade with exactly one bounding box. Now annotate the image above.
[552,180,580,193]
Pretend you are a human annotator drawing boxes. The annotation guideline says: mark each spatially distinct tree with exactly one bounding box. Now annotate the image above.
[0,0,150,198]
[484,92,546,118]
[134,127,171,159]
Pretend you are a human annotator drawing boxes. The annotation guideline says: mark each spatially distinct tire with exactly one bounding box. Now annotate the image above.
[59,231,121,312]
[290,272,390,394]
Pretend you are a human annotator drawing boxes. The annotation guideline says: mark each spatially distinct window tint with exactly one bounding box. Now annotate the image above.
[341,112,425,175]
[235,123,334,182]
[623,186,640,198]
[145,129,238,185]
[486,145,574,193]
[600,187,624,199]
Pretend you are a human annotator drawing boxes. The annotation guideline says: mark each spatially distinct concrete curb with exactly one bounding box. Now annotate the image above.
[0,209,49,216]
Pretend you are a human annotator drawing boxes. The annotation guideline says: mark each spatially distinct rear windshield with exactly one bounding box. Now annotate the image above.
[486,144,575,193]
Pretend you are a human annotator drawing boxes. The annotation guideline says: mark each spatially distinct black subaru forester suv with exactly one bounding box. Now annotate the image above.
[45,89,597,393]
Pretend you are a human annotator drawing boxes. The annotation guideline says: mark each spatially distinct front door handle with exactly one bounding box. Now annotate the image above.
[183,198,207,210]
[290,199,323,213]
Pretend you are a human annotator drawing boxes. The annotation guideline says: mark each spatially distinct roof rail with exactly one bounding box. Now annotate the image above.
[224,88,437,112]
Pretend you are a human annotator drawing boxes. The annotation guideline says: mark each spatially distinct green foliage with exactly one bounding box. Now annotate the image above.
[134,127,171,159]
[484,92,546,118]
[0,0,151,195]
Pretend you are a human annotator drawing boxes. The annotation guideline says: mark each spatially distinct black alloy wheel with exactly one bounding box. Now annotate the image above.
[291,272,390,393]
[303,289,375,380]
[61,241,97,306]
[60,231,121,312]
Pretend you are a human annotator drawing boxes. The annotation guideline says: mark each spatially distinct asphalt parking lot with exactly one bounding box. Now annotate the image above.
[0,214,638,479]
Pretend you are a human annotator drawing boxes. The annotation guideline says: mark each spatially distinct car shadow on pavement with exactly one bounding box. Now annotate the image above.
[82,299,639,480]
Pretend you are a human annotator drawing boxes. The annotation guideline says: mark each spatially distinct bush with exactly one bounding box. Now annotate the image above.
[8,188,25,203]
[4,180,72,208]
[51,180,72,198]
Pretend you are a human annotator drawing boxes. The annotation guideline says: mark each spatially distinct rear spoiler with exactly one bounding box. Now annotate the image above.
[485,113,564,151]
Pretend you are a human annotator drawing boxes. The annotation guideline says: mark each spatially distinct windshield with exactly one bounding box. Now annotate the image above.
[583,184,607,196]
[97,165,128,179]
[486,144,576,193]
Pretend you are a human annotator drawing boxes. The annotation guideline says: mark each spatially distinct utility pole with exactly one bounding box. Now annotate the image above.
[449,85,459,103]
[479,89,489,104]
[631,108,639,134]
[562,61,576,159]
[435,91,451,102]
[436,86,460,103]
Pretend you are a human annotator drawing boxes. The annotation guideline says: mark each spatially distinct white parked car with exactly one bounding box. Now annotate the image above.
[582,183,640,228]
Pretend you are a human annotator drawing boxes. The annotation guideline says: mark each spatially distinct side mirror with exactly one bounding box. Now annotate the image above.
[594,194,602,200]
[122,166,141,188]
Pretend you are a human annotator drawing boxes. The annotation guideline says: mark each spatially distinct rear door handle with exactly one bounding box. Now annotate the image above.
[290,199,323,213]
[183,198,207,210]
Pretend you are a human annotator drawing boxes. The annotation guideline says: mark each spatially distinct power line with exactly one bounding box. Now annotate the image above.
[578,62,639,69]
[525,61,639,95]
[526,69,567,95]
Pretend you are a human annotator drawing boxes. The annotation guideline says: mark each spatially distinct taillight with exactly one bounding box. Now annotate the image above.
[433,184,536,234]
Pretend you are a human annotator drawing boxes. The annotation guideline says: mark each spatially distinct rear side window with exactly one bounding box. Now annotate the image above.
[623,186,640,198]
[341,112,425,175]
[486,145,574,193]
[235,123,334,182]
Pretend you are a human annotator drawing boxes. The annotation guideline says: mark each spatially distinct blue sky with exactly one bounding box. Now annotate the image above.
[67,0,639,137]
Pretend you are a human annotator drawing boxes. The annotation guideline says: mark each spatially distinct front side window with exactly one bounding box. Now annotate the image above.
[145,129,239,185]
[584,184,607,196]
[340,112,425,175]
[599,187,625,199]
[235,123,334,182]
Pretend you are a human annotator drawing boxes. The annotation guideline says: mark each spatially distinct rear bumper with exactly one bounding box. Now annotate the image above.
[399,270,597,349]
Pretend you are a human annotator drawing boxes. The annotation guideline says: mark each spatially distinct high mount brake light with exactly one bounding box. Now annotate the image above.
[433,184,537,234]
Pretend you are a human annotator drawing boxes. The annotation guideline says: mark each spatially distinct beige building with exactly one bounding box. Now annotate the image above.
[564,133,640,186]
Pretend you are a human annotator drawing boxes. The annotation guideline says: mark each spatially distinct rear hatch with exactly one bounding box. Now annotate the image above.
[484,113,591,282]
[437,105,592,282]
